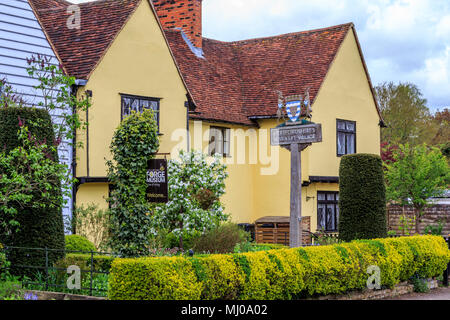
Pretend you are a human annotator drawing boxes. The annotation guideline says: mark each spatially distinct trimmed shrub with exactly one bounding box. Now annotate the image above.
[65,235,96,253]
[53,253,115,295]
[108,235,450,300]
[192,223,250,254]
[0,107,58,157]
[54,253,115,274]
[338,153,387,242]
[0,107,65,275]
[109,257,203,300]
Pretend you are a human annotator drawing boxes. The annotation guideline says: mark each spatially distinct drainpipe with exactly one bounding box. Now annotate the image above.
[70,79,88,234]
[185,94,196,152]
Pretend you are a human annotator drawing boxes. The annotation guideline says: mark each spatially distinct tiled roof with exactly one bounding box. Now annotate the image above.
[30,0,378,125]
[29,0,141,80]
[29,0,70,10]
[165,24,353,125]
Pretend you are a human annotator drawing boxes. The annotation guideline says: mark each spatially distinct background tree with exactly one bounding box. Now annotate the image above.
[151,150,229,250]
[385,144,450,234]
[430,108,449,145]
[375,82,435,146]
[338,154,387,242]
[106,109,160,257]
[429,108,450,163]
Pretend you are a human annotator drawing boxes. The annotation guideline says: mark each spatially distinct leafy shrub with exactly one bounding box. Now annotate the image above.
[71,204,111,251]
[156,229,201,251]
[106,109,159,257]
[424,220,445,236]
[338,154,387,241]
[410,274,430,293]
[0,244,9,278]
[312,229,342,246]
[109,257,203,300]
[233,242,287,254]
[54,253,115,274]
[0,278,22,300]
[108,235,450,300]
[192,223,250,254]
[65,235,96,253]
[151,151,229,250]
[53,253,115,297]
[0,107,65,275]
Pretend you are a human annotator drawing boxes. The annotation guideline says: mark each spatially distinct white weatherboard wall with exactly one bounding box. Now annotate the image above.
[0,0,73,231]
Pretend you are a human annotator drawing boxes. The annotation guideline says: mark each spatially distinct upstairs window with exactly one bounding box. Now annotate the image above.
[337,119,356,156]
[208,126,230,157]
[317,192,339,232]
[121,94,160,129]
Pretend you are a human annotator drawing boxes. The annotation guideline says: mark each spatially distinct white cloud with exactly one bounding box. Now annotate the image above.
[202,0,450,110]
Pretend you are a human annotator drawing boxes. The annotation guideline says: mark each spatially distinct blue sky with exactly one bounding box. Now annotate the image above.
[73,0,450,112]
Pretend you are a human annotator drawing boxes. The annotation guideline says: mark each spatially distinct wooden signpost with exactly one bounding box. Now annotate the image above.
[271,123,322,247]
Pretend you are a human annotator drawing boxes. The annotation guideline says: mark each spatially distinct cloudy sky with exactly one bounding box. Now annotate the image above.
[72,0,450,112]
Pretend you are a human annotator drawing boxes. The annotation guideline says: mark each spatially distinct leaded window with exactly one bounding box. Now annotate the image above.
[317,191,339,232]
[121,94,160,129]
[337,119,356,156]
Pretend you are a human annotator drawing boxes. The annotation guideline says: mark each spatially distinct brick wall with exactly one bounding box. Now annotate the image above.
[152,0,203,48]
[387,204,450,236]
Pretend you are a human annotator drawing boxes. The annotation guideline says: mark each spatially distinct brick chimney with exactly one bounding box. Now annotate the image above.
[153,0,203,49]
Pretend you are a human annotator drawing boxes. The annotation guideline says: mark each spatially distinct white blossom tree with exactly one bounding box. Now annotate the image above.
[151,150,229,249]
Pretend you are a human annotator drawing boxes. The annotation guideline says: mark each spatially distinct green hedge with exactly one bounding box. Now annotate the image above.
[65,235,96,253]
[108,235,450,300]
[0,107,65,275]
[54,253,115,274]
[339,153,387,241]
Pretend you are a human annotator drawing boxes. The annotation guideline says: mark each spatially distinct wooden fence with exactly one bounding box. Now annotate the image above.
[254,216,311,246]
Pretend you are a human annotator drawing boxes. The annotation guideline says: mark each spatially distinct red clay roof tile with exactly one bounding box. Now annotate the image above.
[165,24,353,125]
[29,0,141,80]
[30,0,363,125]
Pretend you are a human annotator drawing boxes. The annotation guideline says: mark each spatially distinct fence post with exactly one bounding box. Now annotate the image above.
[90,251,94,296]
[44,247,49,291]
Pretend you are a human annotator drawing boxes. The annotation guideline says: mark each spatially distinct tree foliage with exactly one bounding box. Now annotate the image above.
[106,109,160,257]
[25,54,91,147]
[151,150,229,249]
[375,82,434,146]
[0,123,67,240]
[385,144,450,234]
[0,113,67,274]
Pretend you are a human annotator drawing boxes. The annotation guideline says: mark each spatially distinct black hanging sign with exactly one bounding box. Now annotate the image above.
[146,159,168,203]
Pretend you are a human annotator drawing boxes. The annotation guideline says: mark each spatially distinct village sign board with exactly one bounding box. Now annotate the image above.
[271,123,322,248]
[271,91,323,248]
[270,123,322,146]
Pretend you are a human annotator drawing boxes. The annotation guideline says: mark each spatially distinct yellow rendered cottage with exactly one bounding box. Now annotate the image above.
[32,0,384,237]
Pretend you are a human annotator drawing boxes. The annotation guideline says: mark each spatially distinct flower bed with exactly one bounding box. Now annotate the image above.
[108,236,450,300]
